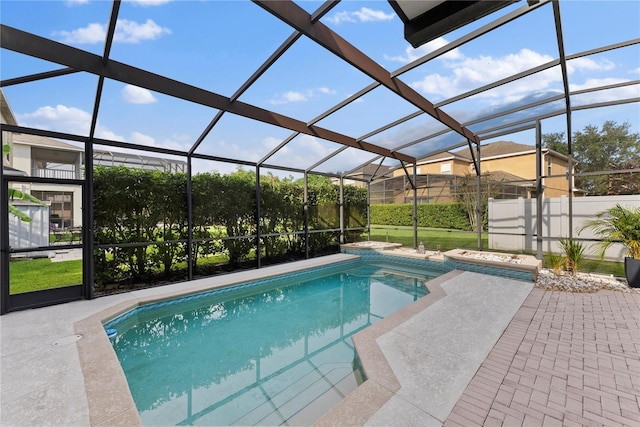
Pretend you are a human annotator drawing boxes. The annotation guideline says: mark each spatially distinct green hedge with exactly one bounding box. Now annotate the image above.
[370,203,471,230]
[93,167,368,289]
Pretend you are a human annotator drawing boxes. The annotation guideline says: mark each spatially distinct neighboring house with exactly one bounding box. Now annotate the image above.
[1,89,17,170]
[339,163,392,187]
[1,89,186,231]
[11,133,84,229]
[382,141,580,203]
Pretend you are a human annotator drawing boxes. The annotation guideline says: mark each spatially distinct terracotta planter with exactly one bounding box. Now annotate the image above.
[625,257,640,288]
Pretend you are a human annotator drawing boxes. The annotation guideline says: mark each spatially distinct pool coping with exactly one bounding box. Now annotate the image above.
[313,270,459,426]
[74,254,362,426]
[74,255,464,426]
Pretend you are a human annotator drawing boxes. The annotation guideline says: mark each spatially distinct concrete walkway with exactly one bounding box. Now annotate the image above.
[445,289,640,427]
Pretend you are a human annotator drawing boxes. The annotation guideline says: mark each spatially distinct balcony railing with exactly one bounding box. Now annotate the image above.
[31,168,81,180]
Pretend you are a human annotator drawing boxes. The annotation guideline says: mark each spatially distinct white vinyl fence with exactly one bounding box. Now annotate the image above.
[488,195,640,262]
[9,203,50,258]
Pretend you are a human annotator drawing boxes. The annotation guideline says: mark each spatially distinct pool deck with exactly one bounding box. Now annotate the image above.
[1,253,639,426]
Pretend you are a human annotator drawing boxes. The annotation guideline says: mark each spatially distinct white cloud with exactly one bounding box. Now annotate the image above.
[269,87,336,105]
[384,37,462,63]
[326,7,394,25]
[409,48,625,104]
[327,11,356,24]
[569,77,628,92]
[18,105,93,136]
[632,67,640,75]
[411,49,559,100]
[121,85,158,104]
[125,0,172,6]
[567,57,615,73]
[53,19,170,44]
[17,104,124,141]
[570,78,639,106]
[353,7,395,22]
[318,87,337,95]
[268,134,335,165]
[130,131,156,146]
[95,128,125,141]
[114,19,171,43]
[15,104,181,149]
[53,23,105,44]
[65,0,89,5]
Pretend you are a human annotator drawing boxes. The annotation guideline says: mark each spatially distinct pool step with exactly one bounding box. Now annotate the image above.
[234,362,356,425]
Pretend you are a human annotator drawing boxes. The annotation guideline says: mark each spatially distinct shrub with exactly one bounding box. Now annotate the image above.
[558,238,586,276]
[370,203,470,230]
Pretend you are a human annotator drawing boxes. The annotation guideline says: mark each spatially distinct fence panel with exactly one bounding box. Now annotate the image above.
[489,195,640,261]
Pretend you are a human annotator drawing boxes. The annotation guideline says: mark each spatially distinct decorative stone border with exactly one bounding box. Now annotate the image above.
[443,249,542,282]
[340,241,403,250]
[342,243,542,282]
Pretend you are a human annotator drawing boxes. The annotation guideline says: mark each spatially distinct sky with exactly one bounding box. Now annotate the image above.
[1,0,639,175]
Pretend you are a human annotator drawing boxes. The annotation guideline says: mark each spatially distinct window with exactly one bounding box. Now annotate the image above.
[31,191,74,229]
[440,162,451,174]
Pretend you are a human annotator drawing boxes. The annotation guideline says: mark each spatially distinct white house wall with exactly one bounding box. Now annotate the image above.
[11,144,31,174]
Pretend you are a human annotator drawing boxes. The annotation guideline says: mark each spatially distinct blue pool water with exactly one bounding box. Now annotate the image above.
[106,260,439,426]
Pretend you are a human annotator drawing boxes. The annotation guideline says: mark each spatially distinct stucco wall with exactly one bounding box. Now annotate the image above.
[11,144,31,174]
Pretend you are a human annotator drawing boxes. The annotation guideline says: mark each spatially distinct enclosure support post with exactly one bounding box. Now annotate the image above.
[367,181,371,241]
[400,161,418,249]
[476,142,482,250]
[83,139,95,299]
[553,0,573,239]
[0,131,8,314]
[339,176,344,245]
[303,172,309,259]
[413,164,418,249]
[535,120,544,260]
[186,157,193,280]
[255,166,261,269]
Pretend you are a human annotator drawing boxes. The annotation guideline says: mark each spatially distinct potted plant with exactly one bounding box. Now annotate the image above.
[579,204,640,287]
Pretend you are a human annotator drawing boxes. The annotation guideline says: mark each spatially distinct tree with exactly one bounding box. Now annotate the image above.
[543,120,639,195]
[542,132,568,155]
[457,172,501,232]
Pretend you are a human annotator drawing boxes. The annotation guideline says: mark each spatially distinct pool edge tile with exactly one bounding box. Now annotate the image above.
[75,254,361,427]
[318,270,462,426]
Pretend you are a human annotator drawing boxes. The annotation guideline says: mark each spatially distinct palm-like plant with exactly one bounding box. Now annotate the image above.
[557,237,586,276]
[579,204,640,259]
[9,189,46,222]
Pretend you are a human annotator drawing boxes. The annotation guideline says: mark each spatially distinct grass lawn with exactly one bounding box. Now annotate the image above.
[10,258,83,294]
[369,225,487,251]
[8,227,626,293]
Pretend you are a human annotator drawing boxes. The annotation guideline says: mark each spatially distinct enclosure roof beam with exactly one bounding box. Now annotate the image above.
[0,68,79,87]
[192,1,339,159]
[253,0,480,145]
[0,24,414,163]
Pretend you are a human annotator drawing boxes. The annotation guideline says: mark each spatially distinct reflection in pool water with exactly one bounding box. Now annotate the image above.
[107,262,437,426]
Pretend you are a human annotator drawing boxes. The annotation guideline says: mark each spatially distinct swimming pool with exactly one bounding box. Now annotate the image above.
[105,259,440,426]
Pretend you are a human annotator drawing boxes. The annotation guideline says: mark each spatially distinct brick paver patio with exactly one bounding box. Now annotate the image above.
[445,288,640,427]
